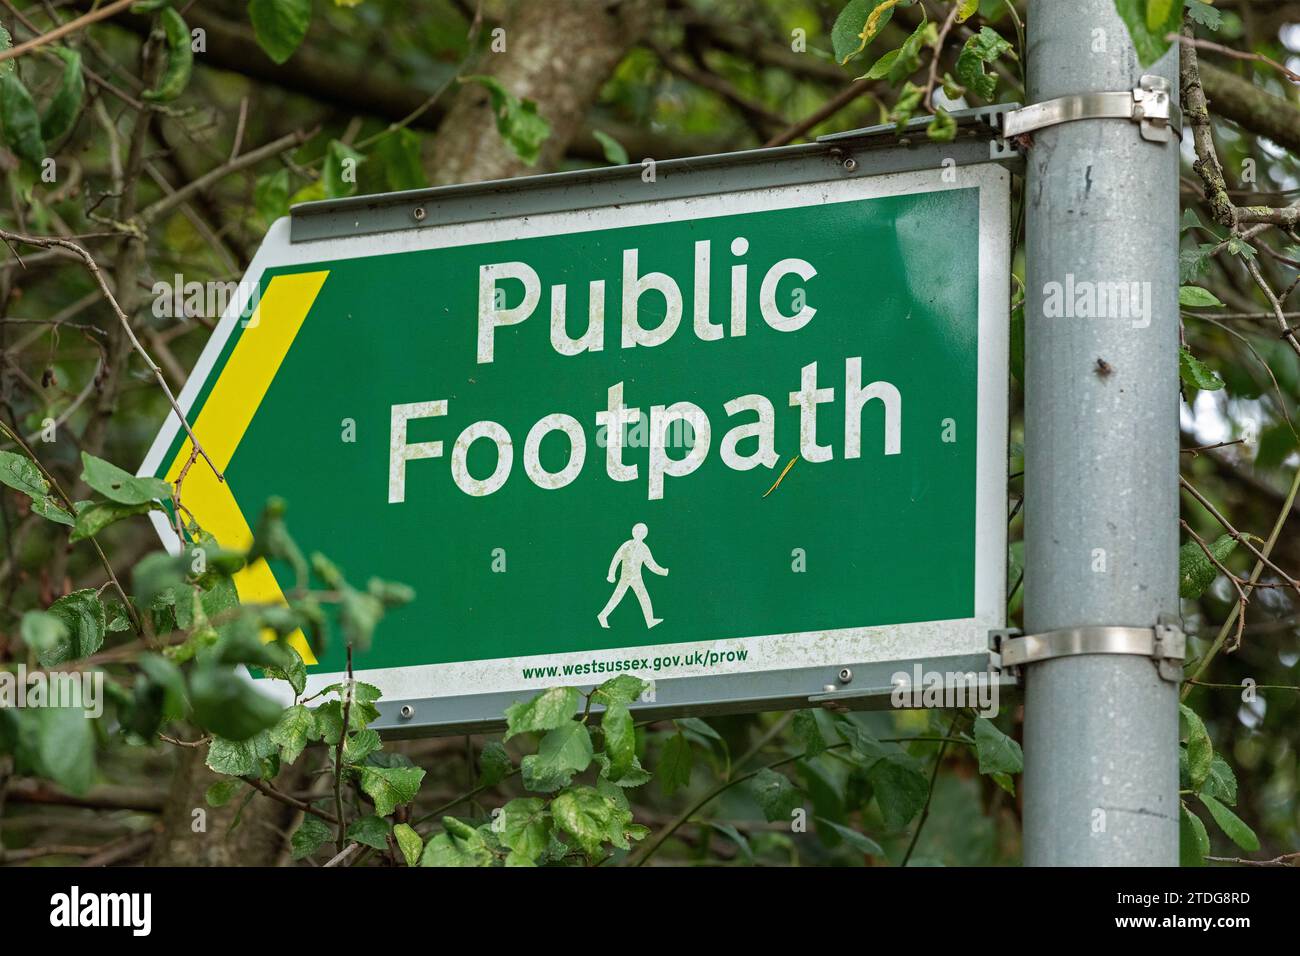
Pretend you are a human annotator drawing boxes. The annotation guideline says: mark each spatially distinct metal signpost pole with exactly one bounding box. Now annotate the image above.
[1021,1,1182,864]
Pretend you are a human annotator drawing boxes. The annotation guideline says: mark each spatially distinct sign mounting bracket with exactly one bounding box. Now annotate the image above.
[990,618,1186,683]
[1001,74,1182,143]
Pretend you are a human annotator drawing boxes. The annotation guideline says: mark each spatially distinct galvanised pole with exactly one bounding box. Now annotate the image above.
[1021,1,1181,865]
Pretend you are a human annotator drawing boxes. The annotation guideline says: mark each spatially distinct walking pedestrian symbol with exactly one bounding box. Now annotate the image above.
[598,522,669,629]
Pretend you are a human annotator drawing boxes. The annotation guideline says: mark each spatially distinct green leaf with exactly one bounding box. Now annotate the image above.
[551,786,619,857]
[1179,285,1223,307]
[463,75,551,165]
[254,169,290,224]
[205,779,243,807]
[1177,533,1236,599]
[793,710,827,756]
[358,764,425,816]
[205,729,276,777]
[40,47,84,143]
[1179,243,1216,283]
[393,822,423,866]
[592,674,648,706]
[498,797,552,862]
[750,767,802,823]
[30,495,74,526]
[955,26,1011,101]
[956,0,979,22]
[262,642,307,697]
[19,610,67,657]
[0,23,11,77]
[600,703,635,780]
[141,8,192,102]
[270,704,317,764]
[37,703,95,795]
[1010,300,1025,384]
[0,73,45,166]
[189,665,283,741]
[374,128,427,191]
[322,139,364,199]
[520,720,593,792]
[926,107,957,142]
[973,716,1023,775]
[657,731,693,796]
[420,817,493,866]
[70,499,156,543]
[347,814,392,850]
[504,686,580,740]
[1198,793,1259,851]
[248,0,312,65]
[343,727,381,765]
[1179,801,1208,866]
[1178,347,1224,391]
[0,449,48,499]
[290,814,331,860]
[1114,0,1186,66]
[1179,703,1214,790]
[477,740,512,786]
[1185,0,1221,30]
[868,753,929,828]
[80,452,172,505]
[39,589,106,666]
[1201,754,1237,805]
[592,129,628,165]
[832,0,896,66]
[816,817,885,856]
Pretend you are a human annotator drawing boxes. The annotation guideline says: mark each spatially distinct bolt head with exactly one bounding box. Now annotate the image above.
[838,667,853,684]
[399,704,415,719]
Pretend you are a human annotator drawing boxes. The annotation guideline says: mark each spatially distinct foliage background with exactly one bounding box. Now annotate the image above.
[0,0,1296,866]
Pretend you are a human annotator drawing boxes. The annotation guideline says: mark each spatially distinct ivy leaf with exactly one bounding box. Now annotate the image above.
[520,721,593,792]
[973,716,1023,775]
[868,753,929,828]
[498,797,552,863]
[1178,347,1224,391]
[1114,0,1185,66]
[551,786,618,857]
[347,814,392,851]
[358,764,425,816]
[1177,534,1236,599]
[393,823,423,866]
[463,75,551,165]
[750,767,802,823]
[1197,792,1259,851]
[39,589,106,666]
[290,814,331,860]
[1185,0,1221,29]
[504,686,580,740]
[1179,703,1214,790]
[248,0,312,65]
[0,72,45,166]
[80,452,172,505]
[270,704,317,765]
[657,731,694,796]
[601,703,636,780]
[1179,802,1209,866]
[1178,285,1223,307]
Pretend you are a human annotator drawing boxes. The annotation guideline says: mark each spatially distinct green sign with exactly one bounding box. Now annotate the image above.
[141,161,1009,724]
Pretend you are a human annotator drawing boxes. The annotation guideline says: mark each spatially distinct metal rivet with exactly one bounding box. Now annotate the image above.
[399,704,415,719]
[823,684,837,693]
[842,157,857,172]
[838,667,853,684]
[412,206,426,222]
